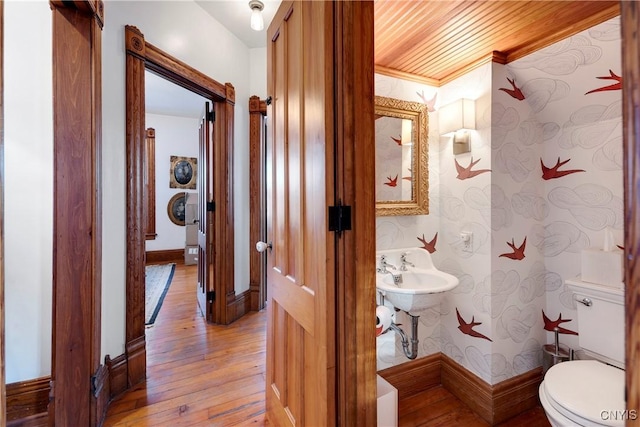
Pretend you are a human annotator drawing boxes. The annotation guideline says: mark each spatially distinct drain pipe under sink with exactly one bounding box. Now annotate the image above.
[389,313,420,360]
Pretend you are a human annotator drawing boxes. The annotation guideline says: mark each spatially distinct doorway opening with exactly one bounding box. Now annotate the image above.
[124,25,237,387]
[143,70,208,323]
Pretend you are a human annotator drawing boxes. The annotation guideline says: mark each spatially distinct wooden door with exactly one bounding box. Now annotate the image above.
[266,1,377,424]
[621,1,640,418]
[197,102,213,320]
[265,2,336,425]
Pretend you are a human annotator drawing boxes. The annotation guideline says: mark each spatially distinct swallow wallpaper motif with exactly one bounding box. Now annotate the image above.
[375,16,623,383]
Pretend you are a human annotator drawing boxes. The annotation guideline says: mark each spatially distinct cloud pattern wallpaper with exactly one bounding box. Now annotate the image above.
[375,17,622,385]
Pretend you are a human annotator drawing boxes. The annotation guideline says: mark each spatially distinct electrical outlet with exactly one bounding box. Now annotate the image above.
[460,231,473,253]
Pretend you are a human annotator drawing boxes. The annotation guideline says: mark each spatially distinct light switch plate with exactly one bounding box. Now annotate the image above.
[460,231,473,253]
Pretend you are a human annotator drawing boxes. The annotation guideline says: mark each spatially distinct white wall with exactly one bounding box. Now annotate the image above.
[375,17,622,384]
[4,0,53,383]
[101,1,253,359]
[249,47,267,98]
[145,113,200,252]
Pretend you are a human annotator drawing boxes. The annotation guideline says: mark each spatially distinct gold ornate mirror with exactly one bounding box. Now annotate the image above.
[375,95,429,216]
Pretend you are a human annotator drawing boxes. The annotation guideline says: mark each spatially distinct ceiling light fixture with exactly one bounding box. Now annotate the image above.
[249,0,264,31]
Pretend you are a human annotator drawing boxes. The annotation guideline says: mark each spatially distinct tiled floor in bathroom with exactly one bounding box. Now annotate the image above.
[398,385,551,427]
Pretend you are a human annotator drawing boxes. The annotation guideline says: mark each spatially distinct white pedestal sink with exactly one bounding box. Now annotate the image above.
[376,248,459,314]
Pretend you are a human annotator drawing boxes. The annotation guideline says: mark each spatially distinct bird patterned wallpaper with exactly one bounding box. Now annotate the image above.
[375,16,622,385]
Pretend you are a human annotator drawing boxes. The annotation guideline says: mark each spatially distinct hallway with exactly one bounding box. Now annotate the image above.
[103,263,267,426]
[102,262,548,426]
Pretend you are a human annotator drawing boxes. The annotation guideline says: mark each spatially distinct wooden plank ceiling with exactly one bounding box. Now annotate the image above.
[374,0,620,86]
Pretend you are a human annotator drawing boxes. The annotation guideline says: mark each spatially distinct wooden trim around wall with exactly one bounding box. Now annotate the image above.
[125,23,236,390]
[92,364,109,425]
[50,2,103,425]
[6,377,50,422]
[225,289,252,324]
[377,353,442,401]
[215,84,236,326]
[7,414,48,427]
[144,127,157,240]
[248,95,267,312]
[378,353,542,425]
[492,367,544,424]
[334,2,378,424]
[440,354,493,422]
[146,249,183,264]
[105,353,128,399]
[6,351,129,427]
[440,354,543,425]
[620,1,640,416]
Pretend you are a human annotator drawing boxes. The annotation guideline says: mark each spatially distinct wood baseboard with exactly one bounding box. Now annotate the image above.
[126,335,146,387]
[6,413,48,427]
[377,353,442,400]
[146,249,183,264]
[92,364,109,425]
[6,352,134,427]
[6,355,130,426]
[492,366,544,424]
[106,353,128,398]
[441,354,543,424]
[376,353,543,424]
[441,354,493,422]
[226,290,252,324]
[6,377,50,422]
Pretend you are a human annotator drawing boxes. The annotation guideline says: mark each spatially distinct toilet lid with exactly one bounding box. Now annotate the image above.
[544,360,625,426]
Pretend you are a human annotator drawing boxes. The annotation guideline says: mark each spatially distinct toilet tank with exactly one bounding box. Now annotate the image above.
[566,278,625,369]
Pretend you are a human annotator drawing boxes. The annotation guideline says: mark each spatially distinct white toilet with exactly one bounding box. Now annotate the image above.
[539,278,626,427]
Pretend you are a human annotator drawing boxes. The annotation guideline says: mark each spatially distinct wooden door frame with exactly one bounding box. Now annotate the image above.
[248,96,267,311]
[621,1,640,416]
[333,2,377,423]
[263,1,377,423]
[144,127,157,241]
[124,25,236,387]
[49,2,104,425]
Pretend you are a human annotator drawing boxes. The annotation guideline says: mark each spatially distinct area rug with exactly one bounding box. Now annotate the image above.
[145,263,176,325]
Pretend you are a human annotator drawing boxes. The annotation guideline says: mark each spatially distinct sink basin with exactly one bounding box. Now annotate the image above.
[376,248,459,314]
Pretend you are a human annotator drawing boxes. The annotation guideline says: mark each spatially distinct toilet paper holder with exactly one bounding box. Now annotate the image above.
[542,327,571,374]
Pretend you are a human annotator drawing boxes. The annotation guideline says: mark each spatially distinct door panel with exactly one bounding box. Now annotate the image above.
[197,102,212,320]
[266,1,335,425]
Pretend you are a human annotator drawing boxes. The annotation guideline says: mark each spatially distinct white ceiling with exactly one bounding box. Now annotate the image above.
[195,0,281,49]
[146,1,281,119]
[145,70,209,119]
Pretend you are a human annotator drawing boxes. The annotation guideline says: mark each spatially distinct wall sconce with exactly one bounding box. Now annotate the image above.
[439,98,476,155]
[249,0,264,31]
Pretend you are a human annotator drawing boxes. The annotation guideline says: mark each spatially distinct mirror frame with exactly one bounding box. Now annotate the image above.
[375,95,429,216]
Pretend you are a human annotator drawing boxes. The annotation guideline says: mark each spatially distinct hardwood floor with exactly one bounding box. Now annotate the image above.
[399,386,550,427]
[103,263,267,426]
[103,262,550,426]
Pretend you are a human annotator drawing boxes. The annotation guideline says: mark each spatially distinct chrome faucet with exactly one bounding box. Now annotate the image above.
[400,252,415,271]
[377,255,396,273]
[377,255,403,285]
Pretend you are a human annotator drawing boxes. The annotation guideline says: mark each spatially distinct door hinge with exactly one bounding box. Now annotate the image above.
[91,374,98,396]
[207,291,215,302]
[328,201,352,234]
[207,110,215,122]
[266,96,273,105]
[49,380,55,403]
[207,201,215,212]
